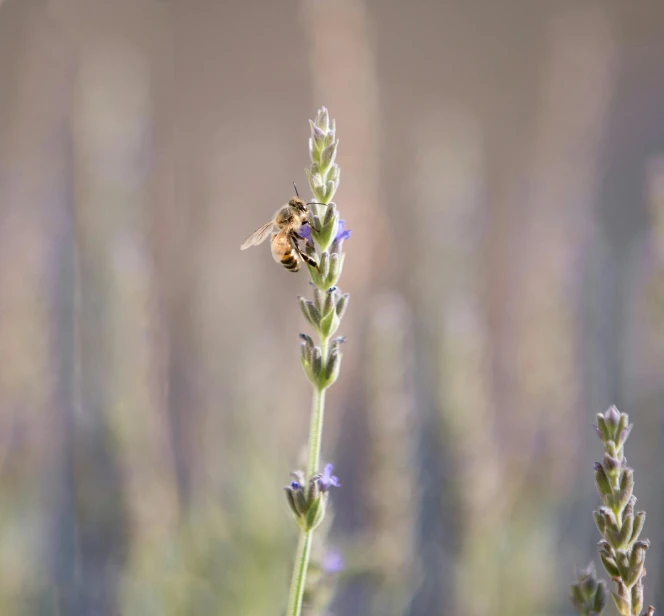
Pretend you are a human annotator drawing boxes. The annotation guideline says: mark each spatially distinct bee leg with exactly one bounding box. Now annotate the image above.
[298,250,319,270]
[292,238,319,270]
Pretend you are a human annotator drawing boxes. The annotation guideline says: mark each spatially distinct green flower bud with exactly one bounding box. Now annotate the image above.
[325,179,338,203]
[593,510,606,535]
[319,141,338,175]
[631,577,644,615]
[311,346,322,380]
[310,284,323,313]
[630,511,646,545]
[328,163,340,184]
[630,540,649,569]
[315,107,330,132]
[305,493,326,531]
[617,412,629,440]
[600,552,620,578]
[335,293,350,318]
[620,512,634,549]
[319,309,340,338]
[617,423,633,450]
[322,286,338,316]
[604,405,621,437]
[319,252,330,281]
[309,120,326,149]
[603,451,621,479]
[598,540,621,578]
[595,414,610,443]
[300,333,314,365]
[611,589,632,616]
[594,463,613,498]
[592,580,607,614]
[325,252,344,288]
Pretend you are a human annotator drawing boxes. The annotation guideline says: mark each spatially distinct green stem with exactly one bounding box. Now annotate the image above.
[307,338,328,478]
[288,338,329,616]
[286,530,313,616]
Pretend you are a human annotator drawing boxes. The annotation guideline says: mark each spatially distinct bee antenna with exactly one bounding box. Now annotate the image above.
[293,182,300,198]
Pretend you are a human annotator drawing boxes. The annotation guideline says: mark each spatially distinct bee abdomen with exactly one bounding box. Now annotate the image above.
[281,250,300,272]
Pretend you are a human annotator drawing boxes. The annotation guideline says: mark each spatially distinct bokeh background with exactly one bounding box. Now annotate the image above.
[1,0,664,614]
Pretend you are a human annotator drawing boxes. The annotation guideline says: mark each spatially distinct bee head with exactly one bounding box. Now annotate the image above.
[290,197,308,213]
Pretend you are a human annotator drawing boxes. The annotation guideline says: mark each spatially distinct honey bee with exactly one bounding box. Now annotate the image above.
[240,184,320,272]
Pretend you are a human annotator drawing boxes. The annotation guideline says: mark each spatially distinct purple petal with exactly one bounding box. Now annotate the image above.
[318,463,341,492]
[323,549,345,574]
[336,219,352,242]
[300,223,313,241]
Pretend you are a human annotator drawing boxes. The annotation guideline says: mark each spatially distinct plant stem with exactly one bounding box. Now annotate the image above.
[286,530,313,616]
[307,338,328,478]
[288,339,329,616]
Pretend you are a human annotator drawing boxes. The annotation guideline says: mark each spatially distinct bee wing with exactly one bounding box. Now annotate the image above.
[240,221,275,250]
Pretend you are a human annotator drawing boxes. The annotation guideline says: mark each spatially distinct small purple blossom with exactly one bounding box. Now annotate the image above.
[322,548,345,574]
[317,463,340,492]
[335,219,352,242]
[291,480,302,490]
[301,219,351,243]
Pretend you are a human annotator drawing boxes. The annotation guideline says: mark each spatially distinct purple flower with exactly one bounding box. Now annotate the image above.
[335,219,352,242]
[322,548,345,574]
[301,219,351,243]
[317,463,340,492]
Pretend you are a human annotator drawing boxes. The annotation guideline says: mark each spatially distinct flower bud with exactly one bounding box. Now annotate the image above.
[300,333,314,364]
[323,202,337,227]
[620,512,634,549]
[309,119,326,149]
[311,346,322,380]
[604,405,621,435]
[630,511,646,545]
[600,552,620,578]
[319,309,340,338]
[336,293,350,318]
[603,452,621,478]
[311,214,323,234]
[321,348,342,389]
[325,179,338,203]
[595,413,610,442]
[319,252,330,280]
[611,588,632,616]
[631,577,644,615]
[322,286,338,316]
[593,510,606,535]
[328,163,340,184]
[326,252,344,288]
[316,107,330,132]
[592,580,607,613]
[310,283,323,312]
[319,141,338,175]
[617,412,629,439]
[617,423,633,449]
[630,540,650,568]
[594,463,613,498]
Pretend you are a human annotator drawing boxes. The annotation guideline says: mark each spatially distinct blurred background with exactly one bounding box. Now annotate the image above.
[1,0,664,614]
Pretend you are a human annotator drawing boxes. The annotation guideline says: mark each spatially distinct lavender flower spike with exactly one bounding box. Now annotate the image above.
[285,107,350,616]
[570,406,655,616]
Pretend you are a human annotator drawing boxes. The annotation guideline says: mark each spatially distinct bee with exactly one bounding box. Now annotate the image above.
[240,184,320,272]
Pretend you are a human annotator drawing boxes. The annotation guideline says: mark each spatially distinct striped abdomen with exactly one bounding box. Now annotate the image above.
[271,231,300,272]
